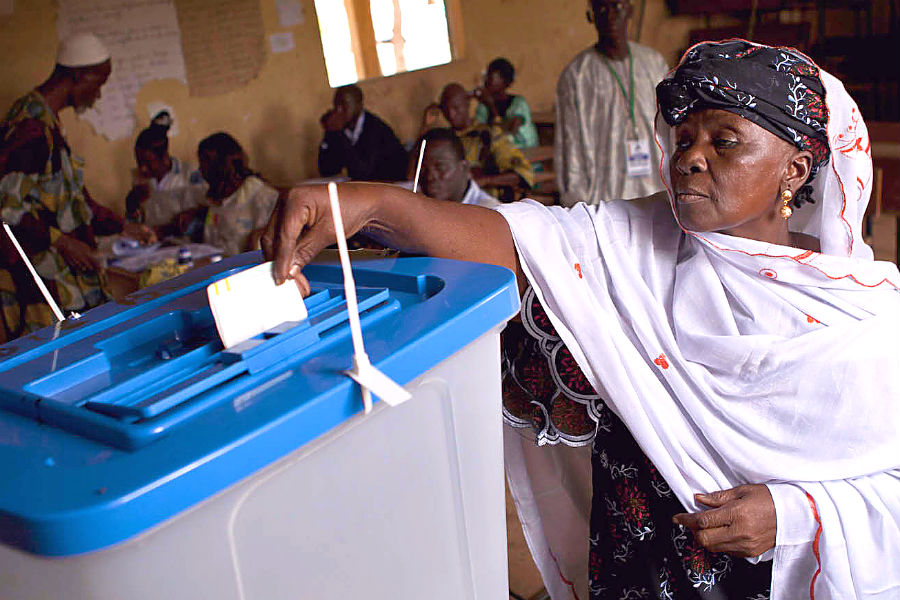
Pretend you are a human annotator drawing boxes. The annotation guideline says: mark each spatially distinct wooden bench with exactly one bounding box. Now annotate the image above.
[522,144,557,204]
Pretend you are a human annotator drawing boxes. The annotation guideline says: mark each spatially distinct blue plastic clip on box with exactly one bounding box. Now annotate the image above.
[0,252,519,600]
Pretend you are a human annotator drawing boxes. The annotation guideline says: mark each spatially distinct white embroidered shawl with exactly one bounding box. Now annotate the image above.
[499,66,900,600]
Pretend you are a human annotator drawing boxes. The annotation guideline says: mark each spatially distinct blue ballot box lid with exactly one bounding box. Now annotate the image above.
[0,253,519,557]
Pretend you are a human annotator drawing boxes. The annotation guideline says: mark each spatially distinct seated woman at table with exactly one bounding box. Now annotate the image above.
[264,41,900,600]
[124,111,207,228]
[474,57,538,149]
[188,132,278,257]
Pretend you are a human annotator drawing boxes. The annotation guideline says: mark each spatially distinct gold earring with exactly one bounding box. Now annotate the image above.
[780,189,793,219]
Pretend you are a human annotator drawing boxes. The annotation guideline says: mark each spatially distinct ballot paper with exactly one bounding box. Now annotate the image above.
[207,261,307,349]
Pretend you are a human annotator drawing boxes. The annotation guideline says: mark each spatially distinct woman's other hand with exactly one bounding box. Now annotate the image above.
[56,234,103,272]
[122,222,157,245]
[672,484,776,558]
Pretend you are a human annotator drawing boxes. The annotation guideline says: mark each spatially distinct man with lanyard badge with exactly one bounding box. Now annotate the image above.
[555,0,668,207]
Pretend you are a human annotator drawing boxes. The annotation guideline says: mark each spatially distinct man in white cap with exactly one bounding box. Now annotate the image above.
[0,33,154,341]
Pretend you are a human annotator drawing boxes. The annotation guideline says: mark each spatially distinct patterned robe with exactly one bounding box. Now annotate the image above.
[457,122,535,191]
[0,91,122,341]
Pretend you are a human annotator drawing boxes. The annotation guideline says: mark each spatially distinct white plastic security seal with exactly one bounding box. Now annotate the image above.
[327,182,412,413]
[2,221,65,322]
[412,139,426,194]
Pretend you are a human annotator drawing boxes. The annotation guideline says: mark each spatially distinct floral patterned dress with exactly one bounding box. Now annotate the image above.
[502,287,772,600]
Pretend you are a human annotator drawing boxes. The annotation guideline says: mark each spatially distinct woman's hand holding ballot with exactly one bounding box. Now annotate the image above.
[261,182,520,297]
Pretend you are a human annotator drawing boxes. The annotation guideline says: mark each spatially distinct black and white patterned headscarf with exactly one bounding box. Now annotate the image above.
[657,40,830,204]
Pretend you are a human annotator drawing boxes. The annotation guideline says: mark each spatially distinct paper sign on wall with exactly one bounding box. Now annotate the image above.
[276,0,304,27]
[174,0,266,97]
[57,0,188,141]
[269,32,295,54]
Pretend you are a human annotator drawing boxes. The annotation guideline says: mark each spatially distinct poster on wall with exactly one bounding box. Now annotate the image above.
[276,0,304,27]
[57,0,188,141]
[173,0,266,98]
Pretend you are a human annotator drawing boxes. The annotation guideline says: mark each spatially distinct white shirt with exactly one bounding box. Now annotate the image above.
[461,180,501,209]
[344,111,366,145]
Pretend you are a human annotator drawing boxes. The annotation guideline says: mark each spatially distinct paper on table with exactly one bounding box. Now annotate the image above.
[109,243,221,272]
[207,261,307,349]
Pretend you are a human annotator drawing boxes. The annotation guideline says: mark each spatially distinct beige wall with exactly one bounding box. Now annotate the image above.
[0,0,700,213]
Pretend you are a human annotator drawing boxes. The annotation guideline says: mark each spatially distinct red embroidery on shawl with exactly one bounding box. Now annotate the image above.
[549,549,582,600]
[574,263,583,278]
[759,268,778,279]
[659,55,895,289]
[806,314,820,324]
[695,233,899,289]
[654,354,670,369]
[795,250,814,261]
[805,492,823,600]
[834,110,869,158]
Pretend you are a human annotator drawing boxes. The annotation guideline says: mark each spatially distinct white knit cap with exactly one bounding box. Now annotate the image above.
[57,33,110,68]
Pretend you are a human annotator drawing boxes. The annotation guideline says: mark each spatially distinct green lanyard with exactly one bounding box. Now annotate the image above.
[601,49,636,137]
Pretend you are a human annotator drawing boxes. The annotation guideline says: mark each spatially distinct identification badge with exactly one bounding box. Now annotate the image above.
[626,139,651,177]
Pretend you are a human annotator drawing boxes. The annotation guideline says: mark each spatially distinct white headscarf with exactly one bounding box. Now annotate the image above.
[499,50,900,599]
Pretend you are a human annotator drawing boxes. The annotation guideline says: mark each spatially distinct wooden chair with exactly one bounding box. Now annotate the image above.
[868,121,900,263]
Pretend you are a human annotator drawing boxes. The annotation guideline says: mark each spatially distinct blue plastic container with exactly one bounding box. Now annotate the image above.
[0,253,518,600]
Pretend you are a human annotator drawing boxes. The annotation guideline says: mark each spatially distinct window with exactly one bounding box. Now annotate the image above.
[314,0,461,87]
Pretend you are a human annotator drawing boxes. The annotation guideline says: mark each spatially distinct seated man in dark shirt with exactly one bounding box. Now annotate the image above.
[317,84,408,182]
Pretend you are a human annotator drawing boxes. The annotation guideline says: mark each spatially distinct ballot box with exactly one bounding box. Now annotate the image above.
[0,252,519,600]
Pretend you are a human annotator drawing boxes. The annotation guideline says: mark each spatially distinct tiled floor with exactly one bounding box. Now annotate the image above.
[504,215,899,599]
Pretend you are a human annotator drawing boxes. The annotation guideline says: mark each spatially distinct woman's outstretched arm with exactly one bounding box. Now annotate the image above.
[261,182,521,295]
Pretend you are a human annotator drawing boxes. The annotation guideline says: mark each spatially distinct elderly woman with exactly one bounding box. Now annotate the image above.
[264,42,899,599]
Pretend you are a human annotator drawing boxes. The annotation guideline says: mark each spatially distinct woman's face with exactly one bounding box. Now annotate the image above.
[135,147,171,181]
[484,70,508,97]
[669,109,804,241]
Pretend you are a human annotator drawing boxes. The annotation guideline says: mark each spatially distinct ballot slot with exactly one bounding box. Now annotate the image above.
[2,279,404,450]
[26,309,220,406]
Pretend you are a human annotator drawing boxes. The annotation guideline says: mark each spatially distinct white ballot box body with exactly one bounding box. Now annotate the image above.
[0,253,519,600]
